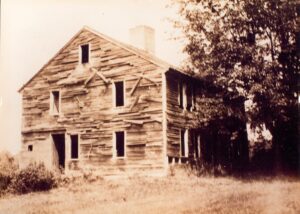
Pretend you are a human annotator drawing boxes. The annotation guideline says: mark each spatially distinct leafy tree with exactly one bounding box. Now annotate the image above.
[173,0,299,174]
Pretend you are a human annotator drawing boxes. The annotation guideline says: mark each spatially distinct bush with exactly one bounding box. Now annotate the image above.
[10,162,56,194]
[0,151,17,194]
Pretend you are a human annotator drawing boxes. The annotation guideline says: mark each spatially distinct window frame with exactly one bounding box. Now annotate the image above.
[180,129,189,157]
[113,131,126,159]
[50,90,61,115]
[178,81,183,109]
[196,134,201,158]
[178,81,188,110]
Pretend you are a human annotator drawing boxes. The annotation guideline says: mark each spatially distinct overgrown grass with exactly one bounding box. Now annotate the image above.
[0,168,299,214]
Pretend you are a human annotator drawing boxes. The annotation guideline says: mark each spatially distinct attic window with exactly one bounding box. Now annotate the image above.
[114,81,125,107]
[50,90,60,115]
[81,44,89,64]
[28,145,33,152]
[70,135,79,159]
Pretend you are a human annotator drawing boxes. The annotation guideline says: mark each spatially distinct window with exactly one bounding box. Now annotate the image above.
[70,135,79,159]
[178,82,183,108]
[50,91,60,115]
[28,145,33,152]
[178,82,189,110]
[81,44,89,64]
[192,85,196,111]
[114,131,125,158]
[195,134,201,158]
[190,130,200,158]
[114,81,124,107]
[186,85,192,111]
[180,129,188,157]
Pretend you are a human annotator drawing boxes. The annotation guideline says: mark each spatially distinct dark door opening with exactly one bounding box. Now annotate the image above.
[52,134,65,169]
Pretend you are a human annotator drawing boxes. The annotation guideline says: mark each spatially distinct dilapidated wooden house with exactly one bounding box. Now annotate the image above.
[19,26,204,176]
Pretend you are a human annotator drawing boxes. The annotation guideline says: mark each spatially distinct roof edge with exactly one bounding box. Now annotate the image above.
[18,27,86,92]
[18,26,189,93]
[82,26,172,69]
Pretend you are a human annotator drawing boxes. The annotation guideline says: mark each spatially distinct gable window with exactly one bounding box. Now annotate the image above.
[114,131,125,158]
[114,81,125,107]
[81,44,89,64]
[70,135,79,159]
[180,129,189,157]
[50,90,60,115]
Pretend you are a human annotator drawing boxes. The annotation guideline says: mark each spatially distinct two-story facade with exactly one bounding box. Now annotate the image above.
[18,26,203,176]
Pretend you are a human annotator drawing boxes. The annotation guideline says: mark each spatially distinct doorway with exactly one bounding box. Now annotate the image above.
[52,134,65,169]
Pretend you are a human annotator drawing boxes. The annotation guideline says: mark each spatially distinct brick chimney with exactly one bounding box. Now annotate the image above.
[129,25,155,54]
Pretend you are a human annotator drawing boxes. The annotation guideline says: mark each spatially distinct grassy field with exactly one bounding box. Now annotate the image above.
[0,170,299,214]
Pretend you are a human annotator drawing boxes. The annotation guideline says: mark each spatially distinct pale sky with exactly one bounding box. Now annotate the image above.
[0,0,186,154]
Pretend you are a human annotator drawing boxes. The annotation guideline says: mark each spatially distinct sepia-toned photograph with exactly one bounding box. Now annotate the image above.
[0,0,299,213]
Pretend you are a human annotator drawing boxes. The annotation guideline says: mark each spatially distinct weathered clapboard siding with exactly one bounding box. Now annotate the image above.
[20,28,165,175]
[165,71,201,158]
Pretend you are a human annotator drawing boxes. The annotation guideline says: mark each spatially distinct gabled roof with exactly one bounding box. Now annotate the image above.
[18,26,188,92]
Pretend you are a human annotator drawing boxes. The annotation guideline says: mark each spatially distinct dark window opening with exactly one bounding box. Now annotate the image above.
[180,130,185,157]
[192,85,196,110]
[115,81,124,107]
[189,129,195,156]
[71,135,79,159]
[115,131,125,157]
[179,82,183,108]
[52,134,65,169]
[186,85,192,111]
[51,91,60,114]
[247,33,255,45]
[193,132,200,158]
[81,44,89,64]
[28,145,33,152]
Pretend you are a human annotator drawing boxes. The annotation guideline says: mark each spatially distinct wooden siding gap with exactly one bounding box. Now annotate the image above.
[123,119,144,125]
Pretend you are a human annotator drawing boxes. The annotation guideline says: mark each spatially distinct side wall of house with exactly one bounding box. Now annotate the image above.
[20,29,165,176]
[165,71,201,162]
